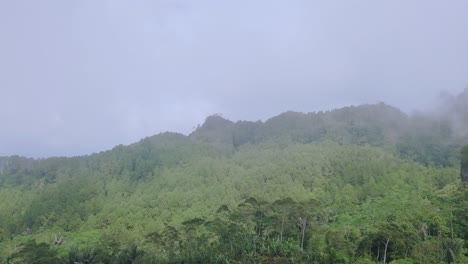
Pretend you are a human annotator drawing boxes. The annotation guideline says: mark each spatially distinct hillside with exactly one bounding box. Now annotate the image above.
[0,96,467,263]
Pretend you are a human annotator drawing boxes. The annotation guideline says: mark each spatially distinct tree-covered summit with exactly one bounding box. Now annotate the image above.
[191,101,466,167]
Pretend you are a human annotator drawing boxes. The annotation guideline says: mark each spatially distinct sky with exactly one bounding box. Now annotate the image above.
[1,0,468,158]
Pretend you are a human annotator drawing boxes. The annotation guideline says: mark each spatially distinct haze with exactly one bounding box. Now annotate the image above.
[1,0,468,157]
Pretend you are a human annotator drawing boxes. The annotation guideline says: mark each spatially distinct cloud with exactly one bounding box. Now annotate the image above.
[1,0,468,157]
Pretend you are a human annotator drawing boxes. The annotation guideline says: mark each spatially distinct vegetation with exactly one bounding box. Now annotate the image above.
[1,95,467,263]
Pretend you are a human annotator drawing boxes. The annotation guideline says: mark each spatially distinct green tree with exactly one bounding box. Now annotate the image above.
[8,240,61,264]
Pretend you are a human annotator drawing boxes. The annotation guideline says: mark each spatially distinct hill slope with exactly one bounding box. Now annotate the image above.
[0,96,467,263]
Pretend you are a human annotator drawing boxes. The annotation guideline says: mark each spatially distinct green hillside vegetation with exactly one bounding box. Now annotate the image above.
[0,95,467,263]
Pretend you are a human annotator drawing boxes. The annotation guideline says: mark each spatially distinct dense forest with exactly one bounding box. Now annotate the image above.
[0,90,467,263]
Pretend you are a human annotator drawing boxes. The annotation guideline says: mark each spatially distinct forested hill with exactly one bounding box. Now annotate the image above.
[190,101,467,167]
[0,94,467,263]
[191,103,408,147]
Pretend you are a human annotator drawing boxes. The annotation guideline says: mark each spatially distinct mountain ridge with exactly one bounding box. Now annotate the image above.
[1,93,466,178]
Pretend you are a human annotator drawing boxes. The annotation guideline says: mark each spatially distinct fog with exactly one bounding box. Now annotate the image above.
[1,0,468,157]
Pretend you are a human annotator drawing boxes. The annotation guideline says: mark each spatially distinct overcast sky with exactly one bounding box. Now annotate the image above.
[1,0,468,157]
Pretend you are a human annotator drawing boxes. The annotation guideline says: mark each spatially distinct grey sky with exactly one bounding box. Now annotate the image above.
[1,0,468,157]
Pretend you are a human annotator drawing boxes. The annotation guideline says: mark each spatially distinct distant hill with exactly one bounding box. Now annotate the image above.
[190,103,408,147]
[0,90,467,263]
[190,96,467,166]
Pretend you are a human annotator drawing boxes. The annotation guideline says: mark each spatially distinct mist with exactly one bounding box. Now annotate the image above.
[1,0,468,157]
